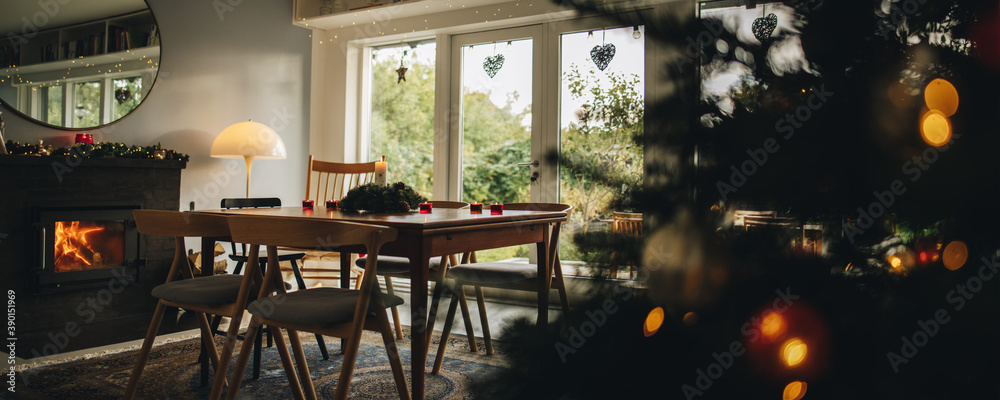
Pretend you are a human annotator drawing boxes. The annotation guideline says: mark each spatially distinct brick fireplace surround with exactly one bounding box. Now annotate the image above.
[1,155,193,358]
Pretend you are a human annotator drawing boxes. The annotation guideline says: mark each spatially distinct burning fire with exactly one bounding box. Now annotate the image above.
[54,221,106,271]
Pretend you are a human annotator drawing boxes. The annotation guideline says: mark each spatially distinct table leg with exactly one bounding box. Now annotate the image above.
[410,244,430,400]
[536,225,551,329]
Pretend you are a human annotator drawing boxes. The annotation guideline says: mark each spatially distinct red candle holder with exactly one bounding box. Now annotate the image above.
[490,202,503,215]
[470,202,483,214]
[74,133,94,144]
[302,200,314,210]
[419,202,432,214]
[326,200,339,210]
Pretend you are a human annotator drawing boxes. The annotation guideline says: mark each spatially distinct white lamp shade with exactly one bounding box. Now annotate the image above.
[210,120,287,160]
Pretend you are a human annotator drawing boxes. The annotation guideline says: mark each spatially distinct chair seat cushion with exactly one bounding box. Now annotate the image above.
[247,288,404,325]
[151,274,254,304]
[355,255,443,275]
[448,262,538,284]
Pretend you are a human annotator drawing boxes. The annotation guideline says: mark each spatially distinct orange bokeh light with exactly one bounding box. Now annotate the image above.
[943,241,969,271]
[783,381,808,400]
[760,311,787,343]
[644,307,665,337]
[781,338,808,367]
[889,255,902,269]
[683,311,699,326]
[920,110,952,147]
[924,78,959,116]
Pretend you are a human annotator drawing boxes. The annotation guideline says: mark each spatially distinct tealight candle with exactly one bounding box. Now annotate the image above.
[490,202,503,215]
[302,200,314,210]
[326,200,339,210]
[419,201,432,214]
[470,202,483,214]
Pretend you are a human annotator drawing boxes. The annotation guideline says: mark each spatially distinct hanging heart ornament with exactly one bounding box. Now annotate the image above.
[752,13,778,42]
[483,54,505,78]
[590,43,616,71]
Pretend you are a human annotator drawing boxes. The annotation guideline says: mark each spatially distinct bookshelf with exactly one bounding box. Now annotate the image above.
[0,10,158,69]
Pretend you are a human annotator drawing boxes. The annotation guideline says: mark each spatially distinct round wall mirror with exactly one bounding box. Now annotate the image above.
[0,0,159,130]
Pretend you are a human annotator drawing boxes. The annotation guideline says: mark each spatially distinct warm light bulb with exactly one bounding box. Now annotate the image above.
[781,338,808,367]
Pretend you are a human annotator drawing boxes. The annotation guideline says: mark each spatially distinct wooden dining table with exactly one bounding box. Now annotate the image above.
[194,205,568,400]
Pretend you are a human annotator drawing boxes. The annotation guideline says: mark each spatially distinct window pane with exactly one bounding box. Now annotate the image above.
[559,26,645,274]
[369,42,436,199]
[41,85,63,125]
[460,39,532,205]
[112,76,143,121]
[72,80,101,128]
[460,38,533,262]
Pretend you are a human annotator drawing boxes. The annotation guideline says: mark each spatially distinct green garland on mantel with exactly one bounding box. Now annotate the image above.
[339,182,428,213]
[3,140,190,162]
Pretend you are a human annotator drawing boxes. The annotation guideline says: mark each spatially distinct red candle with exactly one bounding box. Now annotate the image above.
[490,202,503,215]
[302,200,314,210]
[74,133,94,144]
[326,200,339,210]
[419,202,432,214]
[470,202,483,214]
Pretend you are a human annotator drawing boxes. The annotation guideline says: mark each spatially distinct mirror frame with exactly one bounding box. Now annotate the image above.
[0,0,160,131]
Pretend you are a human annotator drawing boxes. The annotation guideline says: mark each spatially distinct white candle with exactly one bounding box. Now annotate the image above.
[374,155,387,186]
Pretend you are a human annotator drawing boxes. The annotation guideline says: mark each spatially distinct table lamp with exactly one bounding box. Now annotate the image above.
[210,120,287,197]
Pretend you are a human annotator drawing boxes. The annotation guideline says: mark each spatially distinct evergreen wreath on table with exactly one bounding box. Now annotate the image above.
[338,181,428,213]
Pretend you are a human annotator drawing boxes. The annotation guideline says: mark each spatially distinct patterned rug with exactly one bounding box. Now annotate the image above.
[9,328,509,399]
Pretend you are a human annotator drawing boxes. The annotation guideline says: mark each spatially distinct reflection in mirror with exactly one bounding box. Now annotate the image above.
[0,0,159,130]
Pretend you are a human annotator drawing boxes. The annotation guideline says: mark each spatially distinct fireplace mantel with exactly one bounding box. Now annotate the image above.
[0,154,187,169]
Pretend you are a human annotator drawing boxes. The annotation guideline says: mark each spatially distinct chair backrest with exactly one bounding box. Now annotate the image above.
[500,202,572,213]
[133,210,231,282]
[305,155,377,202]
[496,203,572,270]
[221,197,281,209]
[612,212,643,237]
[226,216,397,297]
[133,209,231,238]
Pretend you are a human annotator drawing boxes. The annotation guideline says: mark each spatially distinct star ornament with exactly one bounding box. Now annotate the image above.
[395,65,408,83]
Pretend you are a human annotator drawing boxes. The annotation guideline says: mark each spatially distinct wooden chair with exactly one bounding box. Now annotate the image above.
[125,210,268,399]
[218,197,332,363]
[291,155,378,291]
[432,203,573,374]
[610,212,643,279]
[213,216,409,400]
[355,201,480,349]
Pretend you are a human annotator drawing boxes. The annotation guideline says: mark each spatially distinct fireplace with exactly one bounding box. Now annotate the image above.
[34,205,142,292]
[2,155,189,356]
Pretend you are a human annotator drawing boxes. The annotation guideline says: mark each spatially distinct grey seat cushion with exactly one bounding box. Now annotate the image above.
[247,288,404,325]
[151,274,253,304]
[355,255,444,275]
[447,262,539,284]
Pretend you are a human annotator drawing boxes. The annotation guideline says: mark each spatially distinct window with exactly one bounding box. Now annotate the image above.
[21,73,145,128]
[367,41,436,198]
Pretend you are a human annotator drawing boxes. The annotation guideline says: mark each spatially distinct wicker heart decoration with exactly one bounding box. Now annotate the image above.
[590,43,616,71]
[483,54,505,78]
[752,13,778,42]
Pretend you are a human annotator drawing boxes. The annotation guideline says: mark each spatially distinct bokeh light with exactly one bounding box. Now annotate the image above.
[782,381,808,400]
[943,241,969,271]
[683,311,699,326]
[781,338,808,367]
[889,255,902,269]
[644,307,665,337]
[920,110,952,147]
[761,311,787,343]
[924,78,959,116]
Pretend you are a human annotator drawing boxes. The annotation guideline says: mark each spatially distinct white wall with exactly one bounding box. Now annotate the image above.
[0,0,313,211]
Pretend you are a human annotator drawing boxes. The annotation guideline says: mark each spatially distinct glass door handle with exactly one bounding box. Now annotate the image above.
[518,160,540,167]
